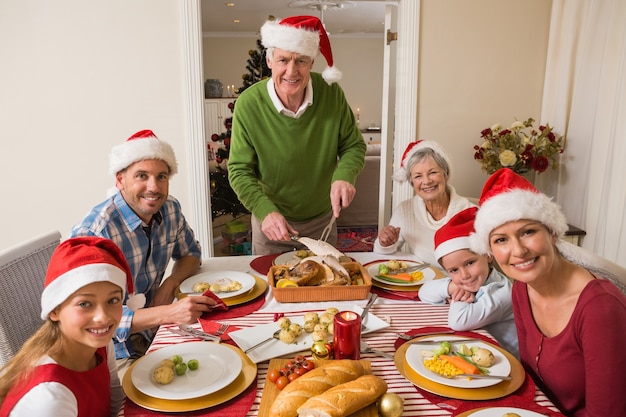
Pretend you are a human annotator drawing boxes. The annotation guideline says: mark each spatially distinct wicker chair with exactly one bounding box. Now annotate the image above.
[0,231,61,366]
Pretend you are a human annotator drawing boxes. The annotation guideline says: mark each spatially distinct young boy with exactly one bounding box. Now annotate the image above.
[418,207,519,358]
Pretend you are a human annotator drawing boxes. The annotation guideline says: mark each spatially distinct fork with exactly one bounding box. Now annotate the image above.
[214,323,230,336]
[320,209,340,242]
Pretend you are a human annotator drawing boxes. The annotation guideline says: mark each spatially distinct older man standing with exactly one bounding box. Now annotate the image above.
[70,130,215,368]
[228,15,366,255]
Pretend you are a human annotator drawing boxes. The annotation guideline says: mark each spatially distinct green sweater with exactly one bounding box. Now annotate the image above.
[228,73,366,223]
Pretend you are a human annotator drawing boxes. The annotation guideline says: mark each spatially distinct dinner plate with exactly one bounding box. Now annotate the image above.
[131,342,242,400]
[177,275,267,307]
[179,271,256,299]
[230,305,390,363]
[405,336,511,388]
[457,407,546,417]
[366,260,437,287]
[273,251,312,266]
[123,343,257,412]
[395,336,525,400]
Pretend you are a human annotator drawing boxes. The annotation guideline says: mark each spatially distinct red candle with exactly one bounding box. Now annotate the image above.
[333,311,361,360]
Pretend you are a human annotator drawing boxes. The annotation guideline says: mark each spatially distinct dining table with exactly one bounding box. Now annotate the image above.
[119,251,565,417]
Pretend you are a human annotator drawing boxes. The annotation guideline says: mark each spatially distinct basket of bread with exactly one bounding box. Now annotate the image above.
[268,237,372,303]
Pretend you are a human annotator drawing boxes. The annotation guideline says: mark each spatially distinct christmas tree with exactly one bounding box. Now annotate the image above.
[208,100,249,220]
[237,38,272,95]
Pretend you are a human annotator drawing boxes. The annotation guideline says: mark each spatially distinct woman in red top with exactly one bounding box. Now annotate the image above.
[0,237,138,416]
[469,168,626,417]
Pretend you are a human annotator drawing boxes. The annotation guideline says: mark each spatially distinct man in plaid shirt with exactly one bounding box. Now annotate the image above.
[70,130,217,372]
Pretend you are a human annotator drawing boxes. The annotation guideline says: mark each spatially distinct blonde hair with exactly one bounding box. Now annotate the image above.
[0,320,64,404]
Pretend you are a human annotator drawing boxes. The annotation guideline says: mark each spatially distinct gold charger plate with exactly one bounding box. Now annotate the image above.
[395,337,525,400]
[258,359,377,417]
[122,343,257,412]
[176,275,267,307]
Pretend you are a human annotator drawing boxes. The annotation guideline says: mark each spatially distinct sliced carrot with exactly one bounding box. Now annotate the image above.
[380,273,414,282]
[439,354,481,375]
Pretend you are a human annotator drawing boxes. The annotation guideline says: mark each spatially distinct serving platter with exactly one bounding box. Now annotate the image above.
[179,270,256,299]
[257,359,377,417]
[131,341,241,400]
[405,336,511,389]
[230,305,389,363]
[395,336,525,400]
[123,343,257,412]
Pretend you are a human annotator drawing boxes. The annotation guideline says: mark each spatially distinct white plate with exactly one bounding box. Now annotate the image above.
[179,271,255,299]
[230,305,390,363]
[466,407,546,417]
[273,251,310,266]
[131,342,242,400]
[367,260,436,286]
[405,336,511,389]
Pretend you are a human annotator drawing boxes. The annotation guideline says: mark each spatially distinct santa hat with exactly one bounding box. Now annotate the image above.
[469,168,568,255]
[41,237,146,319]
[392,140,453,183]
[260,15,342,85]
[434,207,478,264]
[109,130,178,176]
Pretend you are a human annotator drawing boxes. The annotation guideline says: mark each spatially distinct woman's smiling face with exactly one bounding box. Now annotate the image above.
[489,219,558,283]
[409,156,448,202]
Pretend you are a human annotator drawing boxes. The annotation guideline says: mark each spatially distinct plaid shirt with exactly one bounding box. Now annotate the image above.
[70,192,201,358]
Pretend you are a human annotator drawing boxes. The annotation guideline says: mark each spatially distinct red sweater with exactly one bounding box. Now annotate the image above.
[513,279,626,417]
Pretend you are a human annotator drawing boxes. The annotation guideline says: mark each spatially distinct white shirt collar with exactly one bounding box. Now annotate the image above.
[266,77,313,119]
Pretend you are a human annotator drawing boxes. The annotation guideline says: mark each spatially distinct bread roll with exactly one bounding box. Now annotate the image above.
[297,374,387,417]
[269,360,365,417]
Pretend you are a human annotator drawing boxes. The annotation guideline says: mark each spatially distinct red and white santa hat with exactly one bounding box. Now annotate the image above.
[392,140,453,183]
[260,15,341,85]
[469,168,568,255]
[41,236,146,319]
[434,207,478,264]
[109,129,178,176]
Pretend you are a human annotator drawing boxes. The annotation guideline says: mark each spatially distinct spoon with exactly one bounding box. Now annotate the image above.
[244,329,281,354]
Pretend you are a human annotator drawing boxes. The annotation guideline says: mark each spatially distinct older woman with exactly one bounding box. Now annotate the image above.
[469,168,626,417]
[373,140,476,266]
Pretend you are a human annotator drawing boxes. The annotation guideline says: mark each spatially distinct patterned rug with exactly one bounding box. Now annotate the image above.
[336,226,378,252]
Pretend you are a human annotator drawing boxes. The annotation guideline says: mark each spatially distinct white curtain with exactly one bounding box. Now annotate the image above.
[538,0,626,266]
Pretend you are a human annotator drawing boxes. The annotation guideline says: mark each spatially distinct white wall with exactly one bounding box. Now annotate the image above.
[202,36,385,129]
[0,0,193,250]
[417,0,553,199]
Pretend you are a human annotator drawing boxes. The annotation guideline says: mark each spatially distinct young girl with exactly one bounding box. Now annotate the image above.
[0,236,136,416]
[419,207,519,358]
[469,168,626,417]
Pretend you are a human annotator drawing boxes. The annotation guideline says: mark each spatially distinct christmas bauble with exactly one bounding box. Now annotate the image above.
[378,392,403,417]
[311,341,331,360]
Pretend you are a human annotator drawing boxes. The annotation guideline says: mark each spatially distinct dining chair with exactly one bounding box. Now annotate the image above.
[0,230,61,366]
[558,240,626,295]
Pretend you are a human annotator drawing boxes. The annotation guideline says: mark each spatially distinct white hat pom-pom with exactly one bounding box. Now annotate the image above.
[126,293,146,311]
[322,66,342,84]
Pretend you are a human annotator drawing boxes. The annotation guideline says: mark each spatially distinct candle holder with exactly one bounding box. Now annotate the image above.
[333,310,361,360]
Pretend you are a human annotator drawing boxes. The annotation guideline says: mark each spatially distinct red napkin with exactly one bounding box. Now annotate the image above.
[197,319,240,341]
[371,285,420,301]
[249,253,279,275]
[200,290,228,320]
[123,378,257,417]
[206,294,266,321]
[395,327,565,417]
